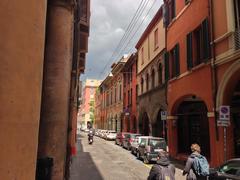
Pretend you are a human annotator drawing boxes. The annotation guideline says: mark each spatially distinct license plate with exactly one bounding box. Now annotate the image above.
[151,158,157,161]
[154,149,162,152]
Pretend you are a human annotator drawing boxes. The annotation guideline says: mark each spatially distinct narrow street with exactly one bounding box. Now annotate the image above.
[70,132,185,180]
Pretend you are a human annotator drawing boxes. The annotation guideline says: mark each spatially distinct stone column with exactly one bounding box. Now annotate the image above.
[38,1,74,180]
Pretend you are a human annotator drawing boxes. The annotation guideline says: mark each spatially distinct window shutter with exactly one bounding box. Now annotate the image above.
[202,18,211,61]
[164,52,169,81]
[187,32,193,70]
[175,44,180,76]
[172,0,176,18]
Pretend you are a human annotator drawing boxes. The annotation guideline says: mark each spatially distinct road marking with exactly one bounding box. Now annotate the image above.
[144,164,152,169]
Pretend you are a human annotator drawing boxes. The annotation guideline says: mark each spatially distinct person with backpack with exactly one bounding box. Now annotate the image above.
[183,144,209,180]
[148,150,175,180]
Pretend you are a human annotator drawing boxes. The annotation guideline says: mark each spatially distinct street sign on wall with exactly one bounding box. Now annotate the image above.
[161,111,167,120]
[218,105,230,127]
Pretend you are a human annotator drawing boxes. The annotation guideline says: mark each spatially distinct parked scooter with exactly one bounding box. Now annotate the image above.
[88,129,94,144]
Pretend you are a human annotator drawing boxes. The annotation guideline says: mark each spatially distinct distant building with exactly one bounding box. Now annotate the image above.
[97,56,128,131]
[79,79,101,129]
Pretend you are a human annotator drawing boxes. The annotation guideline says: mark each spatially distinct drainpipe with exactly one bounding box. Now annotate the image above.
[209,0,219,140]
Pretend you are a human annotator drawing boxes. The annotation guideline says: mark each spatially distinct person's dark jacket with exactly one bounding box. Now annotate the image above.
[147,156,175,180]
[183,153,207,180]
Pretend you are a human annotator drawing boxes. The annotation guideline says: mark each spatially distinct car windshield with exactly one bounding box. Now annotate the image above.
[149,139,166,149]
[219,161,240,176]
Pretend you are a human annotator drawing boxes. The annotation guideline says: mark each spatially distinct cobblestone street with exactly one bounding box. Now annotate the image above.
[70,133,186,180]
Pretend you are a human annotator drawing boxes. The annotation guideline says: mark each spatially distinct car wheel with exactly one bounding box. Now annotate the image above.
[143,156,149,164]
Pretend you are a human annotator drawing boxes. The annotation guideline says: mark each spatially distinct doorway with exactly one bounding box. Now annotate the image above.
[177,100,210,158]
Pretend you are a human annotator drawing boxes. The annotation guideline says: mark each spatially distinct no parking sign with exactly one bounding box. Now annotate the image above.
[218,105,230,127]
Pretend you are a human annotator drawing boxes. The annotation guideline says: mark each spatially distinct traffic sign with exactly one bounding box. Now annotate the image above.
[161,111,167,120]
[218,105,230,127]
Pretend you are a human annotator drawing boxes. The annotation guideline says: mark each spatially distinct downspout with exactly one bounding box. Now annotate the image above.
[209,0,219,140]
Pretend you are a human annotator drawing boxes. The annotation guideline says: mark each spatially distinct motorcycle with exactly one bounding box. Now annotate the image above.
[88,131,94,144]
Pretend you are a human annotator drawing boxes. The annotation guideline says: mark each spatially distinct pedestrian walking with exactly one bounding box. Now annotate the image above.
[183,144,209,180]
[147,150,175,180]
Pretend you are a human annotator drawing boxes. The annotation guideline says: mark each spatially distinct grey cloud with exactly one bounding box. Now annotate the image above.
[81,0,163,81]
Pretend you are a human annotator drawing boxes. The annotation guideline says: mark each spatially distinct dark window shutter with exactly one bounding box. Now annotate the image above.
[172,0,176,18]
[202,18,211,61]
[175,44,180,76]
[164,52,169,81]
[187,32,193,70]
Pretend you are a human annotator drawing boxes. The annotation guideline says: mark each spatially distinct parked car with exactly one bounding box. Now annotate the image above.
[209,158,240,180]
[137,136,167,164]
[99,130,108,138]
[131,136,143,155]
[115,132,128,146]
[122,133,141,150]
[105,131,117,140]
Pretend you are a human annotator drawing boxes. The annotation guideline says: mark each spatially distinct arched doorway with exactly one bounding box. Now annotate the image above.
[216,60,240,159]
[177,100,210,158]
[154,110,168,142]
[142,112,150,136]
[232,80,240,157]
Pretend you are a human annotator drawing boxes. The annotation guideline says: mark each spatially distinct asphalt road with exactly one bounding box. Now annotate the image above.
[70,132,185,180]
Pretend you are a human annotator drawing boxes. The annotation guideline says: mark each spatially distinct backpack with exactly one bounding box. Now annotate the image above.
[156,165,175,180]
[192,155,209,176]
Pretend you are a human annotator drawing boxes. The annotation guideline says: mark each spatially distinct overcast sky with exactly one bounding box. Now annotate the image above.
[81,0,163,81]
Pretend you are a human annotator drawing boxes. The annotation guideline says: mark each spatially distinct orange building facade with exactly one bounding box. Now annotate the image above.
[164,0,240,167]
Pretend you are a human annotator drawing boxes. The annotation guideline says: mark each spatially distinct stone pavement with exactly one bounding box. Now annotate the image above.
[70,132,186,180]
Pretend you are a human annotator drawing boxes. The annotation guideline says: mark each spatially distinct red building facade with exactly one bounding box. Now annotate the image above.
[122,54,138,133]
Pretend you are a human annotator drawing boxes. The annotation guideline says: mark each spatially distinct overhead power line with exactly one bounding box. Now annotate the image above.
[99,0,150,78]
[117,0,158,58]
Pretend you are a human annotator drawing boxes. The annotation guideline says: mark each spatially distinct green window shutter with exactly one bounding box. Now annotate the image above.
[175,44,180,76]
[187,32,193,70]
[202,18,211,61]
[164,52,169,81]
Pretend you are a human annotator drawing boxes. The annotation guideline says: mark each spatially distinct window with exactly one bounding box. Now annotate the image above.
[130,66,133,82]
[170,44,180,78]
[127,90,130,106]
[154,28,159,49]
[164,52,169,81]
[158,63,163,85]
[110,89,113,105]
[136,85,139,97]
[141,47,144,64]
[119,84,122,100]
[169,0,176,22]
[146,73,149,91]
[130,88,132,105]
[141,77,144,93]
[234,0,240,29]
[186,18,210,69]
[114,86,117,103]
[151,69,155,88]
